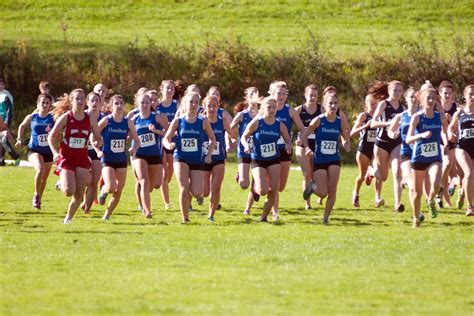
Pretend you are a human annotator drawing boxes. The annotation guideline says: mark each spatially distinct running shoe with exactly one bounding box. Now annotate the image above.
[322,219,329,225]
[272,213,279,221]
[447,183,456,196]
[317,197,324,205]
[98,190,108,205]
[427,199,438,218]
[217,203,222,210]
[242,209,250,215]
[145,212,153,219]
[305,205,312,210]
[14,158,20,167]
[260,216,268,223]
[165,203,172,210]
[365,174,373,186]
[196,196,204,206]
[188,205,193,212]
[401,181,407,189]
[412,218,421,228]
[208,216,215,222]
[181,218,190,224]
[352,191,360,208]
[375,198,385,208]
[32,194,40,209]
[303,180,315,201]
[466,206,473,216]
[394,204,405,213]
[235,172,239,184]
[457,189,465,210]
[63,218,72,224]
[419,212,425,222]
[435,187,444,208]
[102,214,110,221]
[55,181,61,191]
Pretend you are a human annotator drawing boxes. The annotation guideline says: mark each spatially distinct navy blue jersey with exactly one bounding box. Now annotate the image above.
[133,112,162,156]
[101,115,129,164]
[28,112,54,154]
[157,99,178,123]
[400,111,413,157]
[314,115,341,164]
[203,115,226,163]
[251,116,280,161]
[174,115,205,164]
[412,111,442,164]
[237,110,254,159]
[458,110,474,149]
[276,104,293,149]
[358,112,377,146]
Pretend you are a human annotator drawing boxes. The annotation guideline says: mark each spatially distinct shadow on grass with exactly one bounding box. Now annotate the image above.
[64,230,144,235]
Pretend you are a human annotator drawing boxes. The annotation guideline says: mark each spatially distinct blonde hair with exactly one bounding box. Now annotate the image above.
[179,92,201,115]
[268,81,287,94]
[258,96,277,116]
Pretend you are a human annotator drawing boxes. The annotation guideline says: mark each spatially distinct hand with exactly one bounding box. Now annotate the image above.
[15,139,21,148]
[285,142,292,155]
[421,131,432,139]
[343,140,351,152]
[148,124,156,132]
[295,139,302,147]
[204,156,212,164]
[364,120,372,129]
[93,139,103,148]
[129,146,138,156]
[244,145,251,154]
[45,125,52,133]
[305,147,313,156]
[97,151,104,159]
[167,142,176,151]
[448,132,458,142]
[53,153,60,162]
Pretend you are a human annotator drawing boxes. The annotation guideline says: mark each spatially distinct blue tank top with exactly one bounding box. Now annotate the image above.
[237,110,255,159]
[314,114,341,164]
[174,115,205,164]
[276,104,293,149]
[28,112,54,154]
[203,115,226,163]
[133,111,162,156]
[101,115,129,163]
[251,117,280,161]
[400,111,413,157]
[157,100,177,123]
[412,111,442,164]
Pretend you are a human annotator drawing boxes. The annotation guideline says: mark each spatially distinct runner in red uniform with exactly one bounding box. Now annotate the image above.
[48,89,103,224]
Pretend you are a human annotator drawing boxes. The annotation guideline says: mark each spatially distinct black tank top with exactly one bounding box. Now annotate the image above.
[458,109,474,147]
[445,102,458,121]
[299,104,320,127]
[360,112,377,145]
[376,100,404,142]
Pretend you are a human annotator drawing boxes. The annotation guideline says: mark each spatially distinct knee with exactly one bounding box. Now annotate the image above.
[239,179,250,190]
[106,182,117,193]
[255,185,268,196]
[410,188,421,201]
[63,188,74,197]
[36,168,45,178]
[191,187,203,198]
[315,187,328,198]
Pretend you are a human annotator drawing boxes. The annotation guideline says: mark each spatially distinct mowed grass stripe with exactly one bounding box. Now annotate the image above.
[0,164,472,314]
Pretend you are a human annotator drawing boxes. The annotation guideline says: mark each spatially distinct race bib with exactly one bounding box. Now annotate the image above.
[140,133,156,148]
[69,137,86,149]
[462,128,474,139]
[37,134,48,147]
[260,142,277,158]
[203,141,219,155]
[111,139,125,153]
[247,136,254,149]
[87,140,94,150]
[421,142,438,158]
[181,138,198,152]
[367,130,377,142]
[321,140,337,155]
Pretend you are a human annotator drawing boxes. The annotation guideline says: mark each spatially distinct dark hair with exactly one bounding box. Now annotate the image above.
[37,94,53,103]
[234,101,248,113]
[438,80,454,91]
[173,80,186,100]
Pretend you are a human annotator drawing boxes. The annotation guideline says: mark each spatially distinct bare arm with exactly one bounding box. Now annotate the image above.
[387,113,402,139]
[48,113,68,159]
[406,114,429,144]
[127,117,140,155]
[350,112,368,138]
[203,117,216,164]
[90,115,103,148]
[289,106,305,132]
[241,118,259,154]
[15,114,33,147]
[447,111,460,142]
[163,117,179,150]
[301,116,321,150]
[370,101,390,129]
[280,122,292,154]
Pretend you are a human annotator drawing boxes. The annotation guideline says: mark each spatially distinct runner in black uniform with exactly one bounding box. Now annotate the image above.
[370,80,405,211]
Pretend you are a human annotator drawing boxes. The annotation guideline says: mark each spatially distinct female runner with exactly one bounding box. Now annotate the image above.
[448,85,474,216]
[83,92,104,214]
[295,84,320,210]
[230,87,259,215]
[350,94,378,207]
[95,95,140,220]
[16,94,54,209]
[370,80,405,211]
[269,81,305,217]
[157,80,178,209]
[48,89,103,224]
[131,93,168,219]
[163,92,216,223]
[202,95,237,221]
[406,87,448,227]
[241,96,292,222]
[302,93,351,224]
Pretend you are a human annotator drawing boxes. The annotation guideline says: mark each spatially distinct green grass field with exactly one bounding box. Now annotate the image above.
[1,163,472,314]
[1,0,472,56]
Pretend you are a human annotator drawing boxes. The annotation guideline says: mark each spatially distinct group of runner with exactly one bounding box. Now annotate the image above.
[12,79,474,228]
